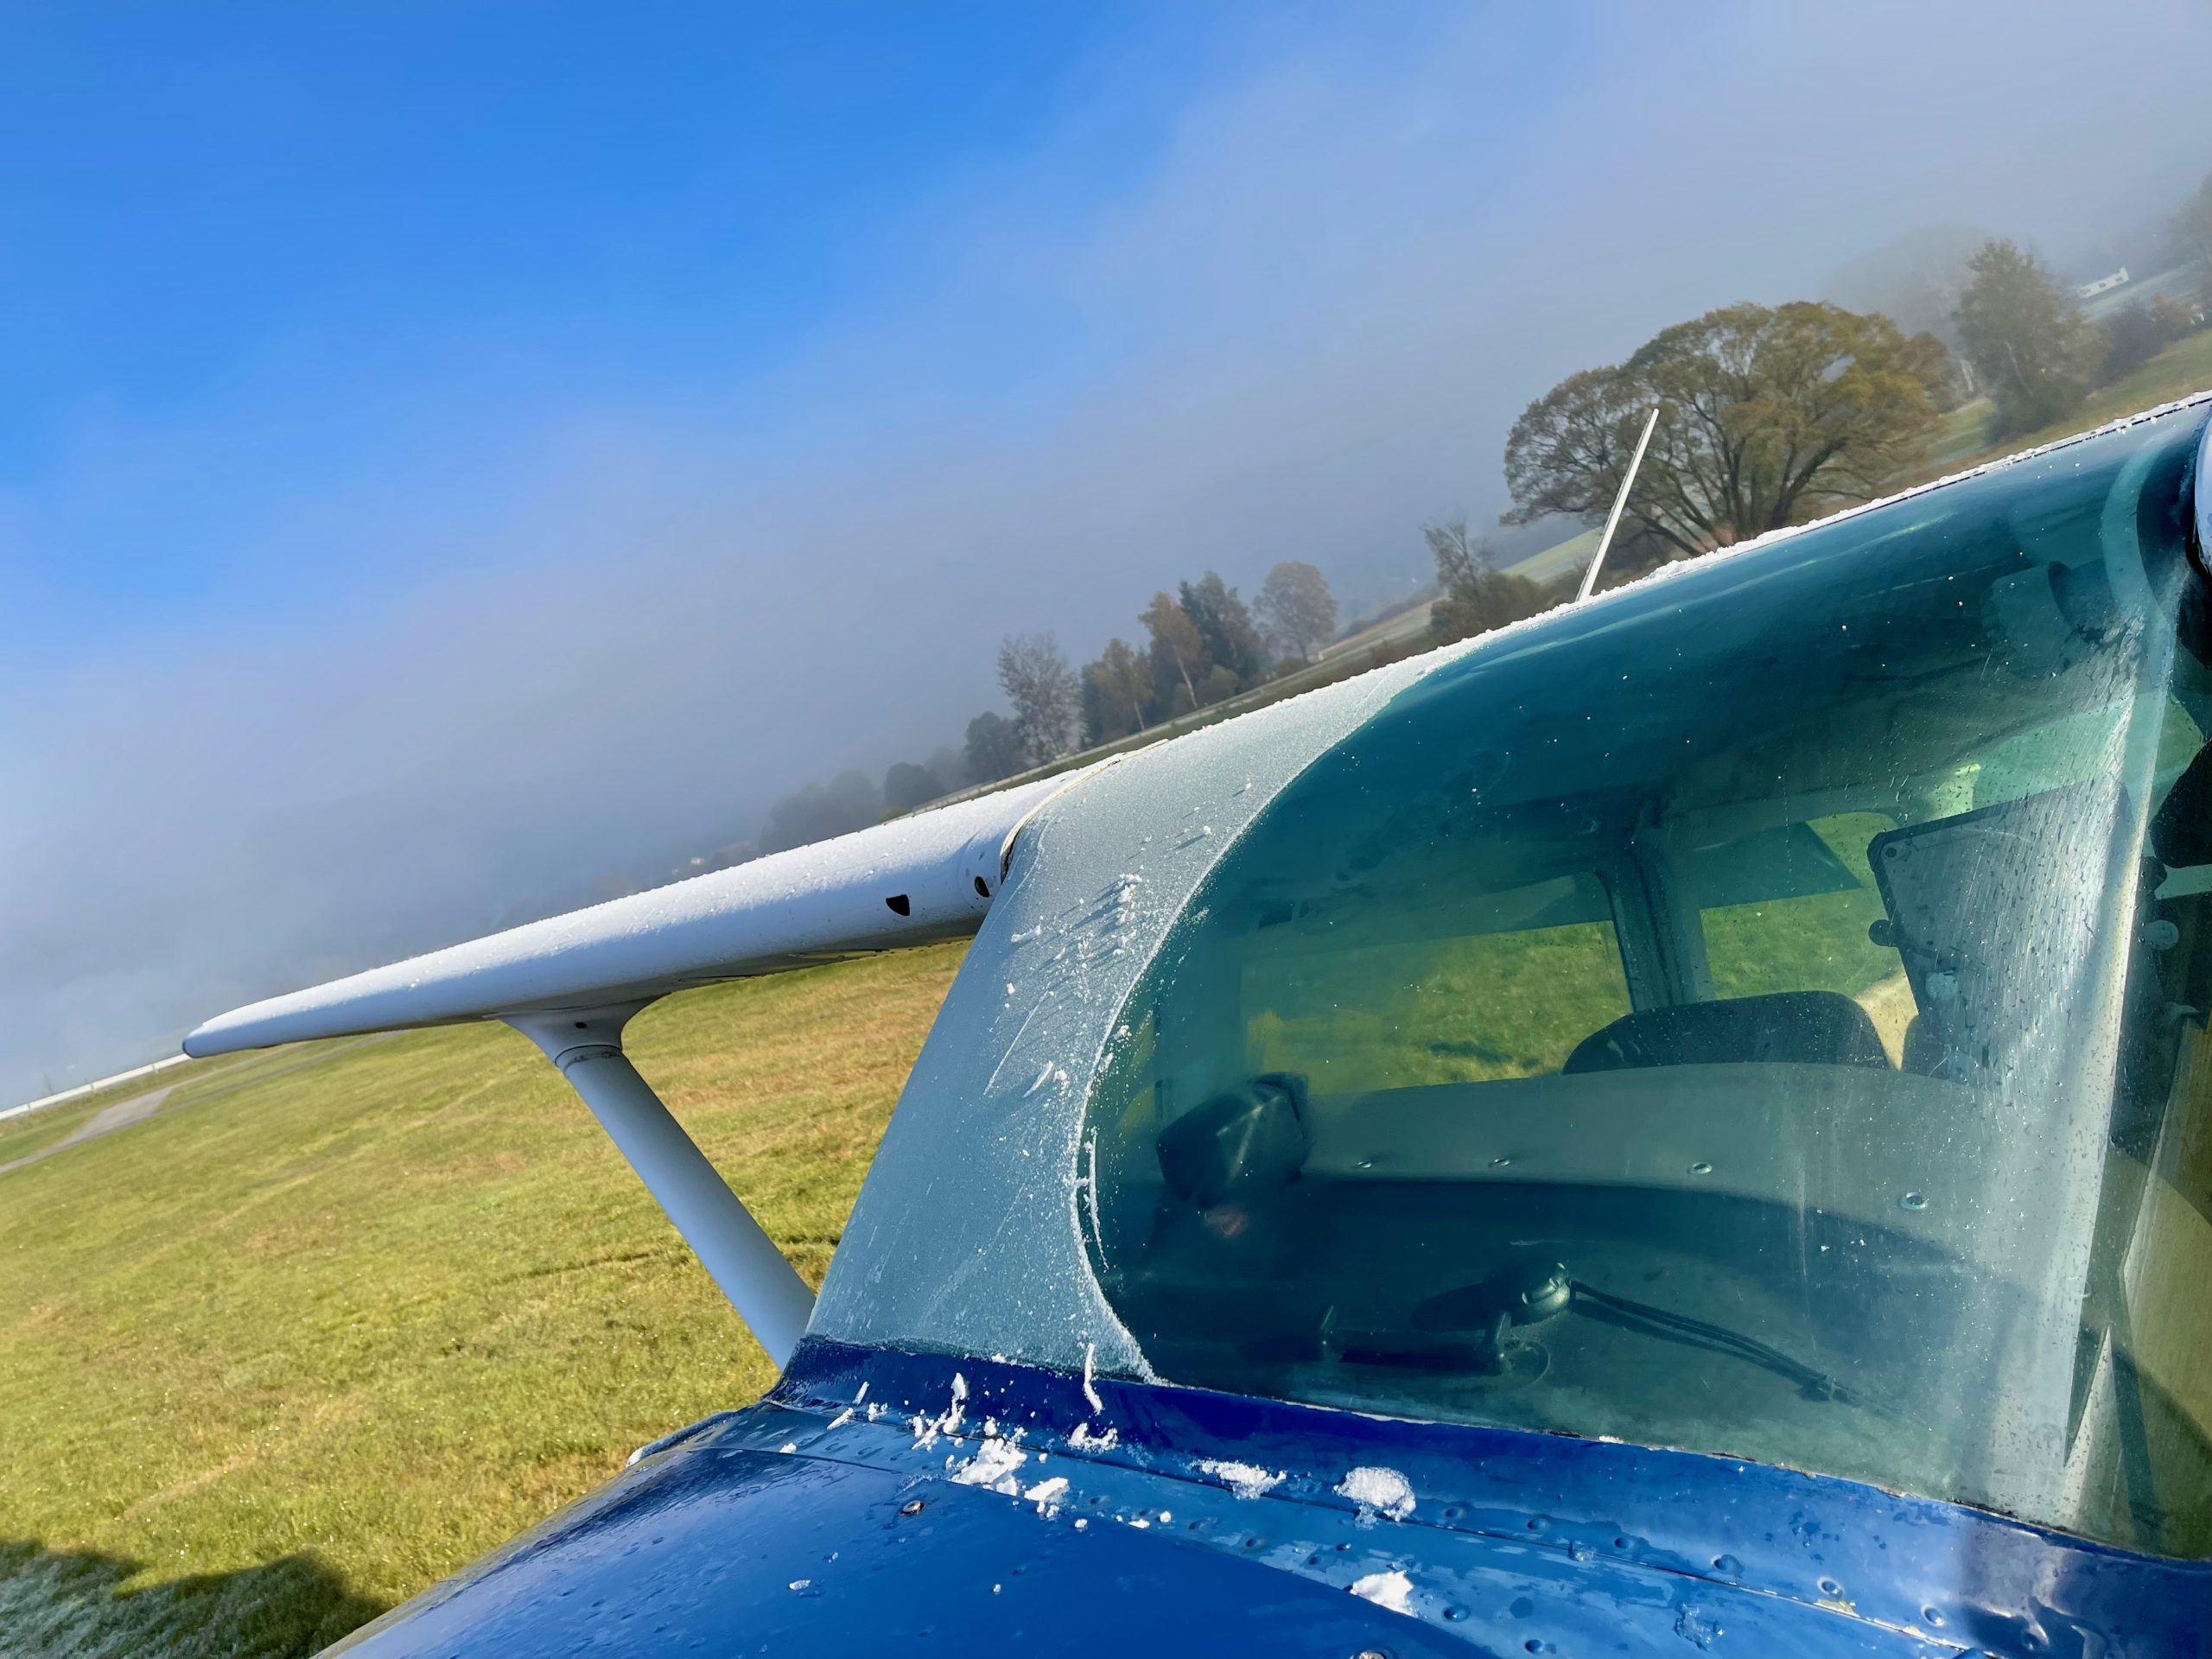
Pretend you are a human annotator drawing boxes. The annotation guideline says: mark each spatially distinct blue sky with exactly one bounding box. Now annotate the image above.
[3,3,1217,645]
[8,2,1518,664]
[5,1,2209,1098]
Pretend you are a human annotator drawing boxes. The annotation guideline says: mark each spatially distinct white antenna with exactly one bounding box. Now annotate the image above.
[1576,404,1660,603]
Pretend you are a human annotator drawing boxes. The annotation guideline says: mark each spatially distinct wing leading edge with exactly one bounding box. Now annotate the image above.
[179,767,1098,1366]
[184,769,1084,1058]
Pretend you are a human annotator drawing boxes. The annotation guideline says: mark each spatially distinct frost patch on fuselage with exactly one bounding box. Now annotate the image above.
[1348,1569,1414,1616]
[1675,1605,1724,1649]
[1022,1474,1069,1516]
[1196,1459,1284,1499]
[1335,1465,1414,1521]
[950,1433,1029,1495]
[911,1373,969,1451]
[1068,1422,1118,1452]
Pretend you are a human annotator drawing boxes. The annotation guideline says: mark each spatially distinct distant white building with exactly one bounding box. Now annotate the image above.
[2076,263,2208,323]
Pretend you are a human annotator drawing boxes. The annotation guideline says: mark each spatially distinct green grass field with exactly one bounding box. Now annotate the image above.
[0,944,964,1659]
[1503,525,1599,586]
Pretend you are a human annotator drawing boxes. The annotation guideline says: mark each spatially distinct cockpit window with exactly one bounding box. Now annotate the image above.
[1696,812,1908,1055]
[1236,869,1633,1092]
[1079,412,2212,1555]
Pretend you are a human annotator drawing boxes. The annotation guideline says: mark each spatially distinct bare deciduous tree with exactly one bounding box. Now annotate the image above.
[1255,561,1338,664]
[998,632,1081,767]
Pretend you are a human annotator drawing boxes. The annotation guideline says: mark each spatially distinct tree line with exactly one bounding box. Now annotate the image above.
[754,561,1342,853]
[962,563,1344,784]
[754,168,2212,860]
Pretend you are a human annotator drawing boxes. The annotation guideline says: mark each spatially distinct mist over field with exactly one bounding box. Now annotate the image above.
[5,0,2209,1099]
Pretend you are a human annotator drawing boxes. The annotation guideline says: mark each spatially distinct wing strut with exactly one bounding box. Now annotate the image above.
[181,765,1110,1370]
[508,1005,816,1365]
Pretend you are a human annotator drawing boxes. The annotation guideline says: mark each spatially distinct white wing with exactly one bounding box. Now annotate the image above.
[180,767,1098,1366]
[185,770,1081,1056]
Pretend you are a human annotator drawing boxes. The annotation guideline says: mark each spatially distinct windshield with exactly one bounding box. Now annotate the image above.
[1077,410,2212,1555]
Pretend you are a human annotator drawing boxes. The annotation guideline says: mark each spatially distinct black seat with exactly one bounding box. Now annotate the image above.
[1562,990,1891,1074]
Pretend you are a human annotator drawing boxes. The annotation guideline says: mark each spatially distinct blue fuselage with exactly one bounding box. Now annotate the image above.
[327,1341,2211,1657]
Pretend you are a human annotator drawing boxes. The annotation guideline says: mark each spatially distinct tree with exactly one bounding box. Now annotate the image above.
[1953,240,2104,436]
[1504,301,1948,560]
[2170,171,2212,279]
[1425,518,1545,645]
[1255,561,1338,664]
[925,747,968,791]
[1195,664,1241,706]
[1083,637,1154,744]
[1178,573,1270,683]
[1139,591,1207,711]
[2097,296,2195,387]
[963,710,1025,785]
[998,632,1081,767]
[882,760,946,815]
[760,769,883,853]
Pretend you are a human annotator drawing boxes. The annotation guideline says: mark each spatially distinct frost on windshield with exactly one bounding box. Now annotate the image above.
[810,645,1453,1376]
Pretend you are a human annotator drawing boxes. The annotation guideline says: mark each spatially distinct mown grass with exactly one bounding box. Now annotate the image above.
[0,942,964,1659]
[1249,920,1639,1089]
[1507,526,1599,586]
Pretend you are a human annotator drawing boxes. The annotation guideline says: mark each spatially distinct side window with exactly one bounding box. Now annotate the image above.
[1694,813,1910,1062]
[2076,747,2212,1556]
[1239,872,1634,1093]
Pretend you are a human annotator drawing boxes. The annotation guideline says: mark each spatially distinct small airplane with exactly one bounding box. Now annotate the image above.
[188,396,2212,1656]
